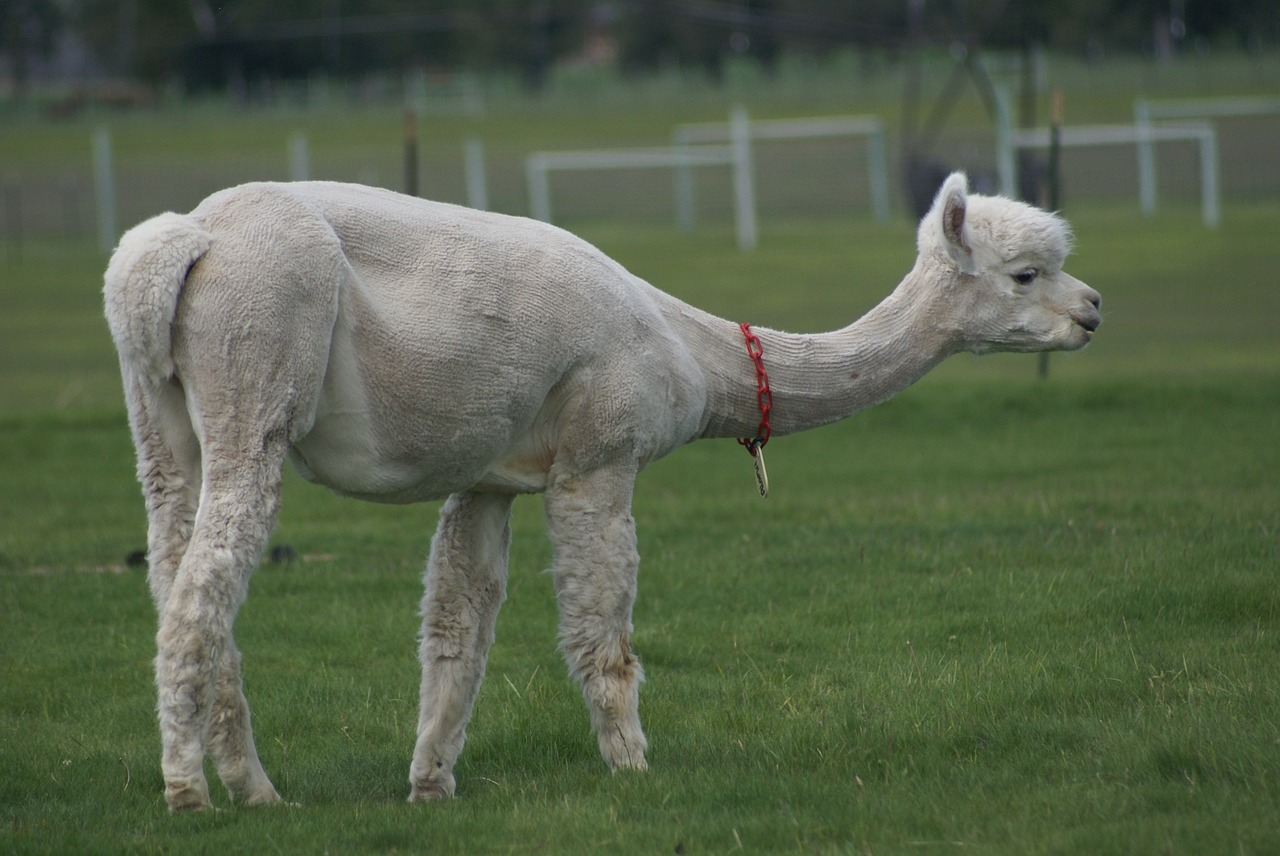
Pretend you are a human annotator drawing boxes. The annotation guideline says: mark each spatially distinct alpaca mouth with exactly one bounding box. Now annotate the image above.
[1074,312,1101,334]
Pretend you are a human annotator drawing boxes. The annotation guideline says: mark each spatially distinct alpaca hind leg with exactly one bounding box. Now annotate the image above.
[546,467,648,772]
[139,423,279,808]
[155,442,286,811]
[409,492,515,801]
[206,636,283,806]
[126,376,201,613]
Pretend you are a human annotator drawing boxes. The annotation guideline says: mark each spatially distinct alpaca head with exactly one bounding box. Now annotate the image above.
[917,172,1101,354]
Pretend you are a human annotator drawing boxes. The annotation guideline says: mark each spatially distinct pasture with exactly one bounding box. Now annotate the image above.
[3,58,1280,852]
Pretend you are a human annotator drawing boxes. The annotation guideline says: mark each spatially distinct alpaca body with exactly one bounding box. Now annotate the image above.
[104,175,1100,811]
[172,182,706,502]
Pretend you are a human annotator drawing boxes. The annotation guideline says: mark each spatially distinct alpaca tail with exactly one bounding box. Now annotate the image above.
[103,212,213,387]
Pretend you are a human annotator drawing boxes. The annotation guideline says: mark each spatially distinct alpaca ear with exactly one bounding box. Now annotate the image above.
[933,172,977,275]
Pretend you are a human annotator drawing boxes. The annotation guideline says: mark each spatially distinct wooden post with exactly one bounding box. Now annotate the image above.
[403,108,419,197]
[4,182,21,265]
[1047,91,1063,211]
[1039,90,1063,381]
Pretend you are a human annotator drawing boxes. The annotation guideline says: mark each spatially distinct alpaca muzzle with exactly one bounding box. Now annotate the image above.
[1068,283,1102,336]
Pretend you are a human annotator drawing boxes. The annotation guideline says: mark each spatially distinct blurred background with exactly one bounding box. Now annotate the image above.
[5,10,1279,849]
[2,0,1279,245]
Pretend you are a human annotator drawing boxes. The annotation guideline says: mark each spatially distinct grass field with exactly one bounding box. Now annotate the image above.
[2,196,1278,853]
[2,52,1280,851]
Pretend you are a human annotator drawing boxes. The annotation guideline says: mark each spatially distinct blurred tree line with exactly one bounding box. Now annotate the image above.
[4,0,1278,95]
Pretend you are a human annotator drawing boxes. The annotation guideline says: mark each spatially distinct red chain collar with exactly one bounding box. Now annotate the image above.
[736,322,772,456]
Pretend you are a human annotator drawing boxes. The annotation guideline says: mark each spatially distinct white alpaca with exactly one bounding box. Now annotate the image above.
[103,173,1099,811]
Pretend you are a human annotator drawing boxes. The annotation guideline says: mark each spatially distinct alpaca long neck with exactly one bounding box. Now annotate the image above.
[664,265,960,442]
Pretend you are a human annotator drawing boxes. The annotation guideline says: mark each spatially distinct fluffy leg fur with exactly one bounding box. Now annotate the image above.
[123,375,216,811]
[545,466,648,772]
[206,638,282,806]
[128,376,201,616]
[153,434,286,812]
[126,340,289,811]
[409,492,515,801]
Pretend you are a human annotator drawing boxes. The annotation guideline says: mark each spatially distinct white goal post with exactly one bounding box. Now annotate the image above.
[1134,96,1280,216]
[1001,122,1220,227]
[672,112,891,225]
[525,107,759,250]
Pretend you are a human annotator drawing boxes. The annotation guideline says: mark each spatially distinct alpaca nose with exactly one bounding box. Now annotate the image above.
[1069,282,1102,332]
[1080,286,1101,324]
[1076,296,1102,332]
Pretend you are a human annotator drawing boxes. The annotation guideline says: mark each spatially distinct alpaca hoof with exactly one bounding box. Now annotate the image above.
[165,782,213,813]
[408,781,454,802]
[612,755,649,773]
[409,759,456,801]
[243,787,284,807]
[600,730,648,772]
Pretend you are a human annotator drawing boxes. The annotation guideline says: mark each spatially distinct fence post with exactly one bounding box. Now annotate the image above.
[867,122,890,223]
[289,133,310,181]
[527,155,551,222]
[4,182,20,265]
[464,137,488,210]
[1199,127,1220,228]
[403,108,419,197]
[92,126,116,252]
[1135,100,1157,216]
[730,106,757,251]
[1039,91,1063,381]
[995,85,1017,199]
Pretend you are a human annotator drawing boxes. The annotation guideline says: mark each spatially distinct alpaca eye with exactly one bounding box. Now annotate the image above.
[1011,269,1038,286]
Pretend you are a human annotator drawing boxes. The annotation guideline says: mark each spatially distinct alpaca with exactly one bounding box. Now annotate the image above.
[103,173,1099,811]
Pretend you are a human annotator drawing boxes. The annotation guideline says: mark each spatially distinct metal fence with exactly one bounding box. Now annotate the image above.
[3,102,1278,248]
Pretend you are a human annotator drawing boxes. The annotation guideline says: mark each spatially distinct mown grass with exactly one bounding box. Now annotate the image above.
[2,139,1279,852]
[4,375,1277,853]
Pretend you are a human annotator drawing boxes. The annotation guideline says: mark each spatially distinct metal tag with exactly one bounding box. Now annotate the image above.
[752,445,769,498]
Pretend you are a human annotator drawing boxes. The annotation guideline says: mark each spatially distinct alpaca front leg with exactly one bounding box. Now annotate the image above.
[206,638,282,806]
[409,492,514,801]
[546,468,648,772]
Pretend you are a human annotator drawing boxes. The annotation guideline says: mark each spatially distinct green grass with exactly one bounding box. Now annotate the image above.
[3,97,1280,851]
[4,387,1278,853]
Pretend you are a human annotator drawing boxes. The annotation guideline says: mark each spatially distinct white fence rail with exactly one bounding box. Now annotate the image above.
[526,107,758,249]
[672,113,889,225]
[1134,96,1280,216]
[1002,122,1220,227]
